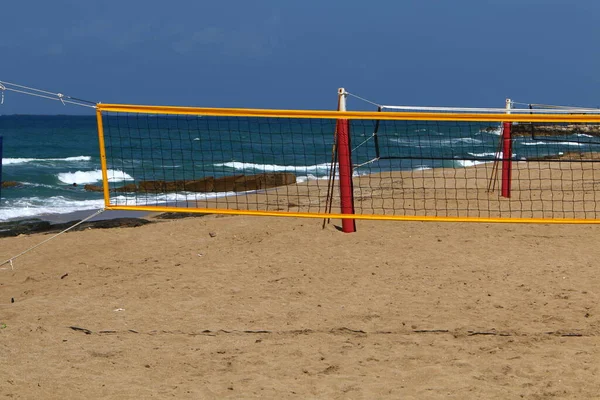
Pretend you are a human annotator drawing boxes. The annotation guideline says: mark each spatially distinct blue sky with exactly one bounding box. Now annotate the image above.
[1,0,599,114]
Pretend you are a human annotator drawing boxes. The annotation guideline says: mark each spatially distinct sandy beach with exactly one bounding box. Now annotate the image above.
[184,160,600,221]
[1,216,599,398]
[1,161,600,399]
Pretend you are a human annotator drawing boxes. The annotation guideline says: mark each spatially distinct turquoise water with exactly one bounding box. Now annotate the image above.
[1,114,598,221]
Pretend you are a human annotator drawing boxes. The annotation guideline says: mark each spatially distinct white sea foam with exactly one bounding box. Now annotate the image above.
[388,138,432,146]
[215,161,332,173]
[2,156,92,165]
[458,151,517,167]
[296,174,330,183]
[479,127,502,135]
[455,160,489,167]
[0,197,105,221]
[0,190,245,221]
[521,141,584,146]
[57,169,134,185]
[576,133,594,138]
[21,182,58,189]
[444,138,483,144]
[413,165,432,171]
[109,191,238,206]
[468,152,501,158]
[295,169,362,183]
[389,137,483,146]
[0,190,243,221]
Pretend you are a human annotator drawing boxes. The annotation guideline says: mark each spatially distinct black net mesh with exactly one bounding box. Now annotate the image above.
[98,110,600,220]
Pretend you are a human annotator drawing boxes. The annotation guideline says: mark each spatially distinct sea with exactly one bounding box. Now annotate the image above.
[1,114,598,222]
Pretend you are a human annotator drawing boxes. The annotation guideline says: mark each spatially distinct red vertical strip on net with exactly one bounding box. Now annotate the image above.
[501,121,512,198]
[336,117,356,232]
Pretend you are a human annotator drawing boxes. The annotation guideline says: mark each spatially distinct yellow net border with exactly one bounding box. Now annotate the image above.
[95,104,600,224]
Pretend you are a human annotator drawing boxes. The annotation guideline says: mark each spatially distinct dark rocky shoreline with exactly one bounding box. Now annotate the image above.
[0,212,208,238]
[0,172,297,237]
[83,172,297,193]
[0,217,153,238]
[2,172,297,194]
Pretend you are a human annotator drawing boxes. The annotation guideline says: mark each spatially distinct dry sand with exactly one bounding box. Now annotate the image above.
[1,161,600,399]
[1,214,599,399]
[194,160,600,220]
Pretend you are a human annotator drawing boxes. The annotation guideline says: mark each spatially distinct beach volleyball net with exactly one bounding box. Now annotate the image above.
[95,96,600,224]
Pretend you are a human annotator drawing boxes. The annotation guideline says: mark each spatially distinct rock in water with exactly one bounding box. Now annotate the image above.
[84,184,104,192]
[1,181,21,188]
[183,178,215,192]
[113,183,138,193]
[213,175,245,192]
[84,173,296,194]
[233,173,297,191]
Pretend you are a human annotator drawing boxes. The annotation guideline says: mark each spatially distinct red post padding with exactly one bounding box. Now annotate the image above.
[501,121,512,198]
[336,118,356,232]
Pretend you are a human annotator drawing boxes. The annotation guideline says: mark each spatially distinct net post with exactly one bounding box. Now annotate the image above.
[501,98,513,198]
[337,88,356,233]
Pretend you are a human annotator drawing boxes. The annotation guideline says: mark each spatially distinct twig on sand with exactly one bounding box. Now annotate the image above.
[69,326,93,335]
